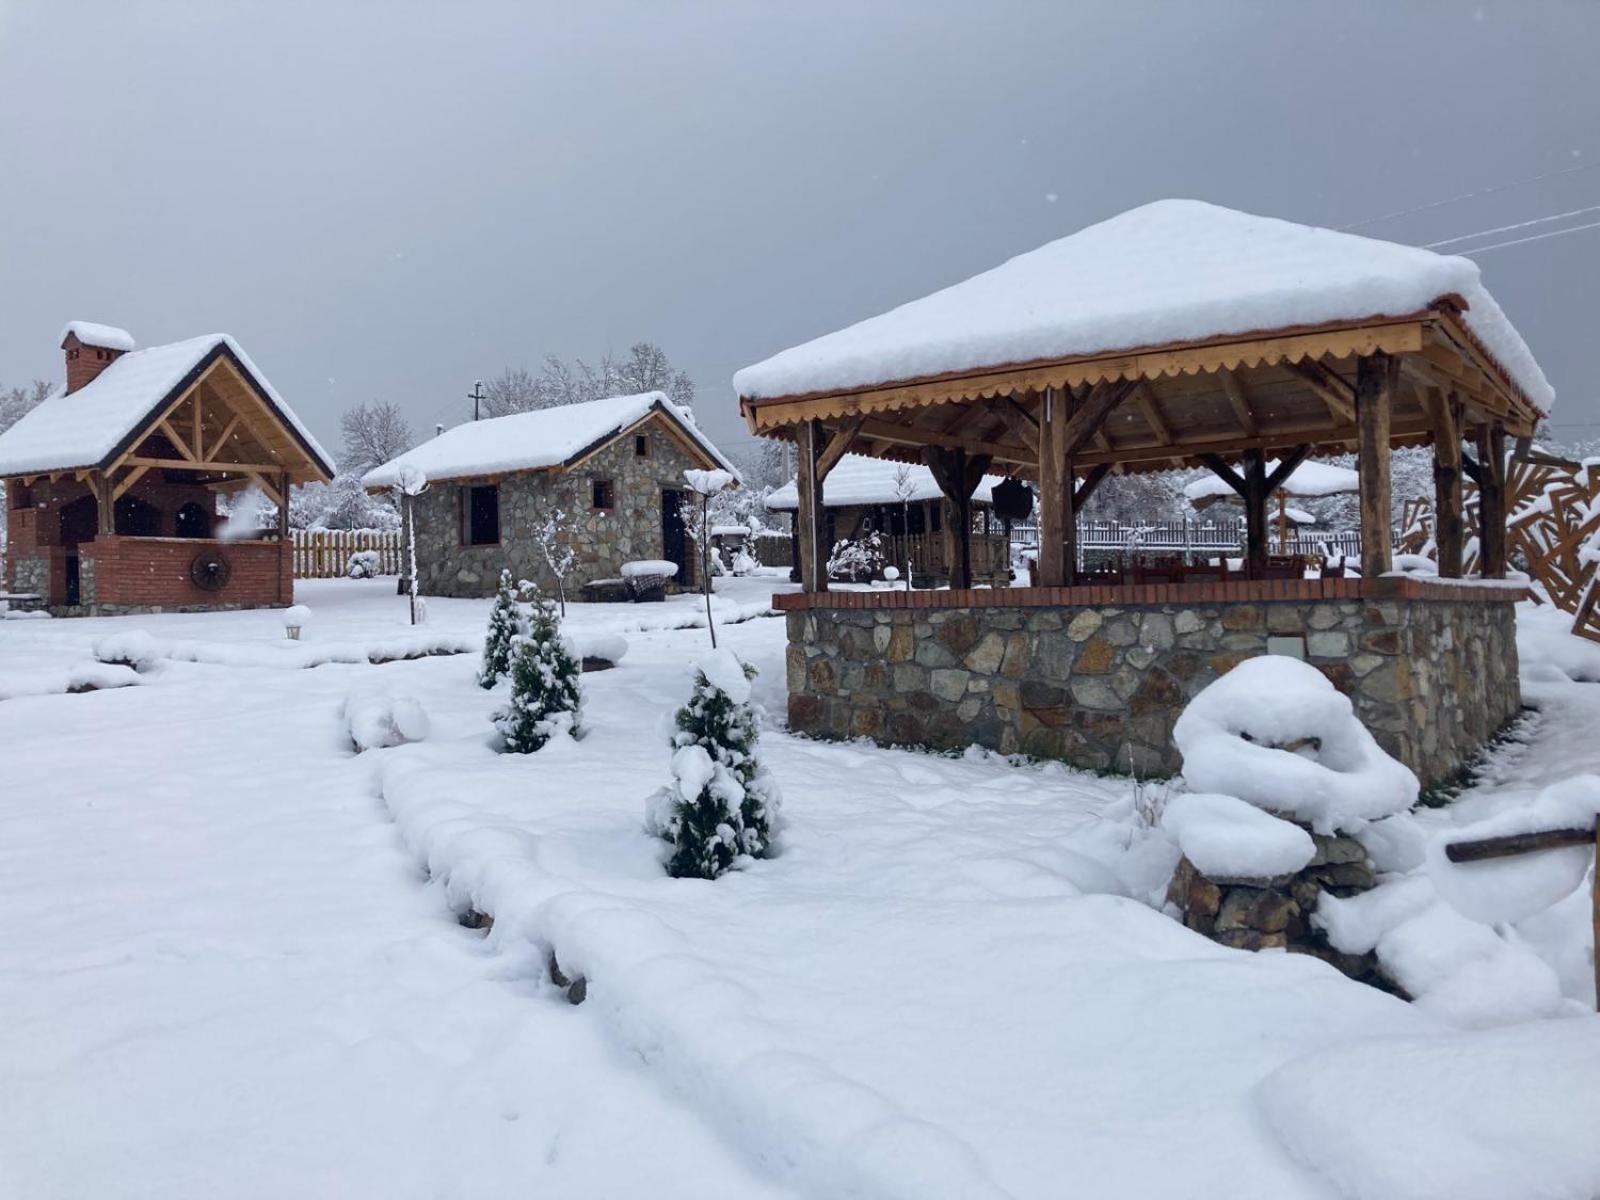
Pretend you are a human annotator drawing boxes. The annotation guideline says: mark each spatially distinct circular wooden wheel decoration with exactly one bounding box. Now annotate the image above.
[189,549,232,592]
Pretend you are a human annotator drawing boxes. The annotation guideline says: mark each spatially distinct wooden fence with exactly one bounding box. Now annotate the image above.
[1009,518,1365,566]
[292,530,403,579]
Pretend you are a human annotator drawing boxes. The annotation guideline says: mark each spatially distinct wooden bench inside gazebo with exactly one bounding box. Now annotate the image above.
[736,201,1550,782]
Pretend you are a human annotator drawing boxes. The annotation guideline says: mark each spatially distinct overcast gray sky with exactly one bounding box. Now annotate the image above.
[2,1,1597,467]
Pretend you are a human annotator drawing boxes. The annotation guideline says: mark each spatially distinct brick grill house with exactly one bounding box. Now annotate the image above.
[0,322,334,615]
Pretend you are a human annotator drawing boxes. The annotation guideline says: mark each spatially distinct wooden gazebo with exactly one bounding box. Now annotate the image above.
[736,201,1549,783]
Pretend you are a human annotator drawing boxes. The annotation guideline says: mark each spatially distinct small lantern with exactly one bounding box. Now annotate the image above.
[284,604,312,641]
[882,565,901,583]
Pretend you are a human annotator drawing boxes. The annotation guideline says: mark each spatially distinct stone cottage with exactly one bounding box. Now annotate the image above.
[363,391,738,598]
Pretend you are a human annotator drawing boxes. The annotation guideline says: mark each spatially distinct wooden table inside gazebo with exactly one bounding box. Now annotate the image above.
[736,201,1550,783]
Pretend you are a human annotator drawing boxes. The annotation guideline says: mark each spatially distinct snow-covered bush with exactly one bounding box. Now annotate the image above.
[575,632,628,668]
[478,569,521,689]
[493,591,582,753]
[645,648,780,879]
[344,690,430,751]
[826,530,884,582]
[1173,655,1418,834]
[93,630,163,672]
[346,549,381,579]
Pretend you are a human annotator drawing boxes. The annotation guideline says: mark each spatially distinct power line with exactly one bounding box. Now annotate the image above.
[1336,158,1600,231]
[1457,217,1600,255]
[1424,202,1600,248]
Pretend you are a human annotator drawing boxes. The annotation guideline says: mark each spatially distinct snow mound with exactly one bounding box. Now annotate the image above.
[0,661,142,700]
[93,630,163,672]
[1173,655,1419,834]
[622,559,679,580]
[575,632,629,666]
[683,467,735,494]
[60,320,136,351]
[694,647,753,704]
[1257,1019,1600,1200]
[1426,775,1600,925]
[343,691,430,751]
[1162,792,1315,879]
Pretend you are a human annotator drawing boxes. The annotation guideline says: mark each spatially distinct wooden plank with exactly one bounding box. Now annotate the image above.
[158,419,199,463]
[1282,359,1356,424]
[1356,352,1397,578]
[1059,380,1135,457]
[1478,421,1509,578]
[1133,382,1173,445]
[1264,444,1312,492]
[1217,368,1258,436]
[1197,454,1249,499]
[993,395,1040,457]
[122,456,298,473]
[111,464,150,500]
[1443,825,1592,862]
[205,413,243,462]
[1075,462,1111,507]
[815,414,865,480]
[1036,387,1065,587]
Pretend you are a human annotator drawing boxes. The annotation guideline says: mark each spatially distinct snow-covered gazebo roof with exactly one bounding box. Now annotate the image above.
[0,331,333,481]
[363,392,737,489]
[765,453,1004,511]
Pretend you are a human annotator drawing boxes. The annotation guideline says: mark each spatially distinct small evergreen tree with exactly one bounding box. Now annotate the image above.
[478,568,521,688]
[646,648,781,879]
[493,590,583,753]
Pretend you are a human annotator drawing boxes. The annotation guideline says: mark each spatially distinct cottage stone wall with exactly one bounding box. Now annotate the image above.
[784,589,1521,786]
[412,420,710,598]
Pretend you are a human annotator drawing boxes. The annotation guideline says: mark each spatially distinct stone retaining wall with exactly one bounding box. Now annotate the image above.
[781,581,1523,785]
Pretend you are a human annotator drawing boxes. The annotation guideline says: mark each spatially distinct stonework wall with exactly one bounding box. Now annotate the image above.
[411,422,709,599]
[783,584,1522,786]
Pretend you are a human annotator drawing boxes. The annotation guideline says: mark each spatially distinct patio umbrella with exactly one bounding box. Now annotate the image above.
[1183,459,1359,552]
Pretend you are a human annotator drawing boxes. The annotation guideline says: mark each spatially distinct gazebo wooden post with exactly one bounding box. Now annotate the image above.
[794,419,826,592]
[925,447,994,590]
[1036,387,1065,587]
[1241,450,1269,579]
[1356,352,1397,578]
[95,470,114,536]
[1477,421,1509,578]
[1429,388,1465,578]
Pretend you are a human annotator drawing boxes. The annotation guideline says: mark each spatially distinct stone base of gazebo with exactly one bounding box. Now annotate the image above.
[778,577,1525,785]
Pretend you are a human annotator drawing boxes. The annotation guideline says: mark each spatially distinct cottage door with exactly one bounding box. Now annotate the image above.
[661,488,694,588]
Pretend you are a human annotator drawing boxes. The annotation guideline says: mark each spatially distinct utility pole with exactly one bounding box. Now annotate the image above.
[468,380,486,422]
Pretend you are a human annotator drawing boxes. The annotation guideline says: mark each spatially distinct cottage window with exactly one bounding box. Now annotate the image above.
[461,484,500,545]
[634,434,649,457]
[592,479,615,510]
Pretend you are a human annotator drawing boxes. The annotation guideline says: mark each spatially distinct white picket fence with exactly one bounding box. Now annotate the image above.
[1009,518,1365,564]
[292,530,403,579]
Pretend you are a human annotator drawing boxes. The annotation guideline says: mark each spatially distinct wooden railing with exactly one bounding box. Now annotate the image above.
[1009,518,1365,565]
[292,529,403,579]
[875,532,1011,582]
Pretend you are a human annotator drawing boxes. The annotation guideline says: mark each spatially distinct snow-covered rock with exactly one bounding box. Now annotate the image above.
[1161,792,1315,879]
[575,632,629,668]
[1173,655,1419,833]
[343,690,430,752]
[93,630,163,672]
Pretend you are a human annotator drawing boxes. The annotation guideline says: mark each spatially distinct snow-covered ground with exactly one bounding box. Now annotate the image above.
[1,576,1596,1199]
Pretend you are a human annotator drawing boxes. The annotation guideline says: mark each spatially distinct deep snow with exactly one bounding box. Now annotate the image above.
[1,576,1596,1199]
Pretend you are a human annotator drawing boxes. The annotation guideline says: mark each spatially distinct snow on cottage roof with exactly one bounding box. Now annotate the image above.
[60,320,136,352]
[765,452,1005,511]
[733,199,1553,414]
[0,333,334,478]
[362,392,738,488]
[1182,459,1360,504]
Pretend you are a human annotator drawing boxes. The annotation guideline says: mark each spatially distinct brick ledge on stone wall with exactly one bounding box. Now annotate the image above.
[771,577,1530,612]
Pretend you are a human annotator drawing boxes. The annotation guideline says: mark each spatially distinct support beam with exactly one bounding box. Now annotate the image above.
[1059,380,1135,457]
[815,414,865,480]
[1036,387,1065,587]
[1217,369,1258,436]
[122,456,293,473]
[1428,388,1465,577]
[794,419,826,592]
[1132,383,1173,445]
[205,413,243,463]
[922,446,991,589]
[1283,358,1357,425]
[993,395,1040,457]
[1197,454,1250,499]
[95,471,115,535]
[1477,421,1509,578]
[1356,352,1398,578]
[1074,462,1111,507]
[158,419,199,463]
[112,464,151,501]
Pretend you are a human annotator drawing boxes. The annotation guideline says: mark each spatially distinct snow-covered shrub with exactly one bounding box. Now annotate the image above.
[93,630,163,672]
[344,690,430,751]
[645,648,780,879]
[346,549,381,579]
[1173,655,1418,834]
[478,569,522,689]
[575,632,628,669]
[826,530,884,582]
[493,591,582,753]
[1162,792,1315,879]
[730,548,758,576]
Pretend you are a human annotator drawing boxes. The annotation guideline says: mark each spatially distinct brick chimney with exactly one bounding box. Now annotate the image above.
[61,321,135,394]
